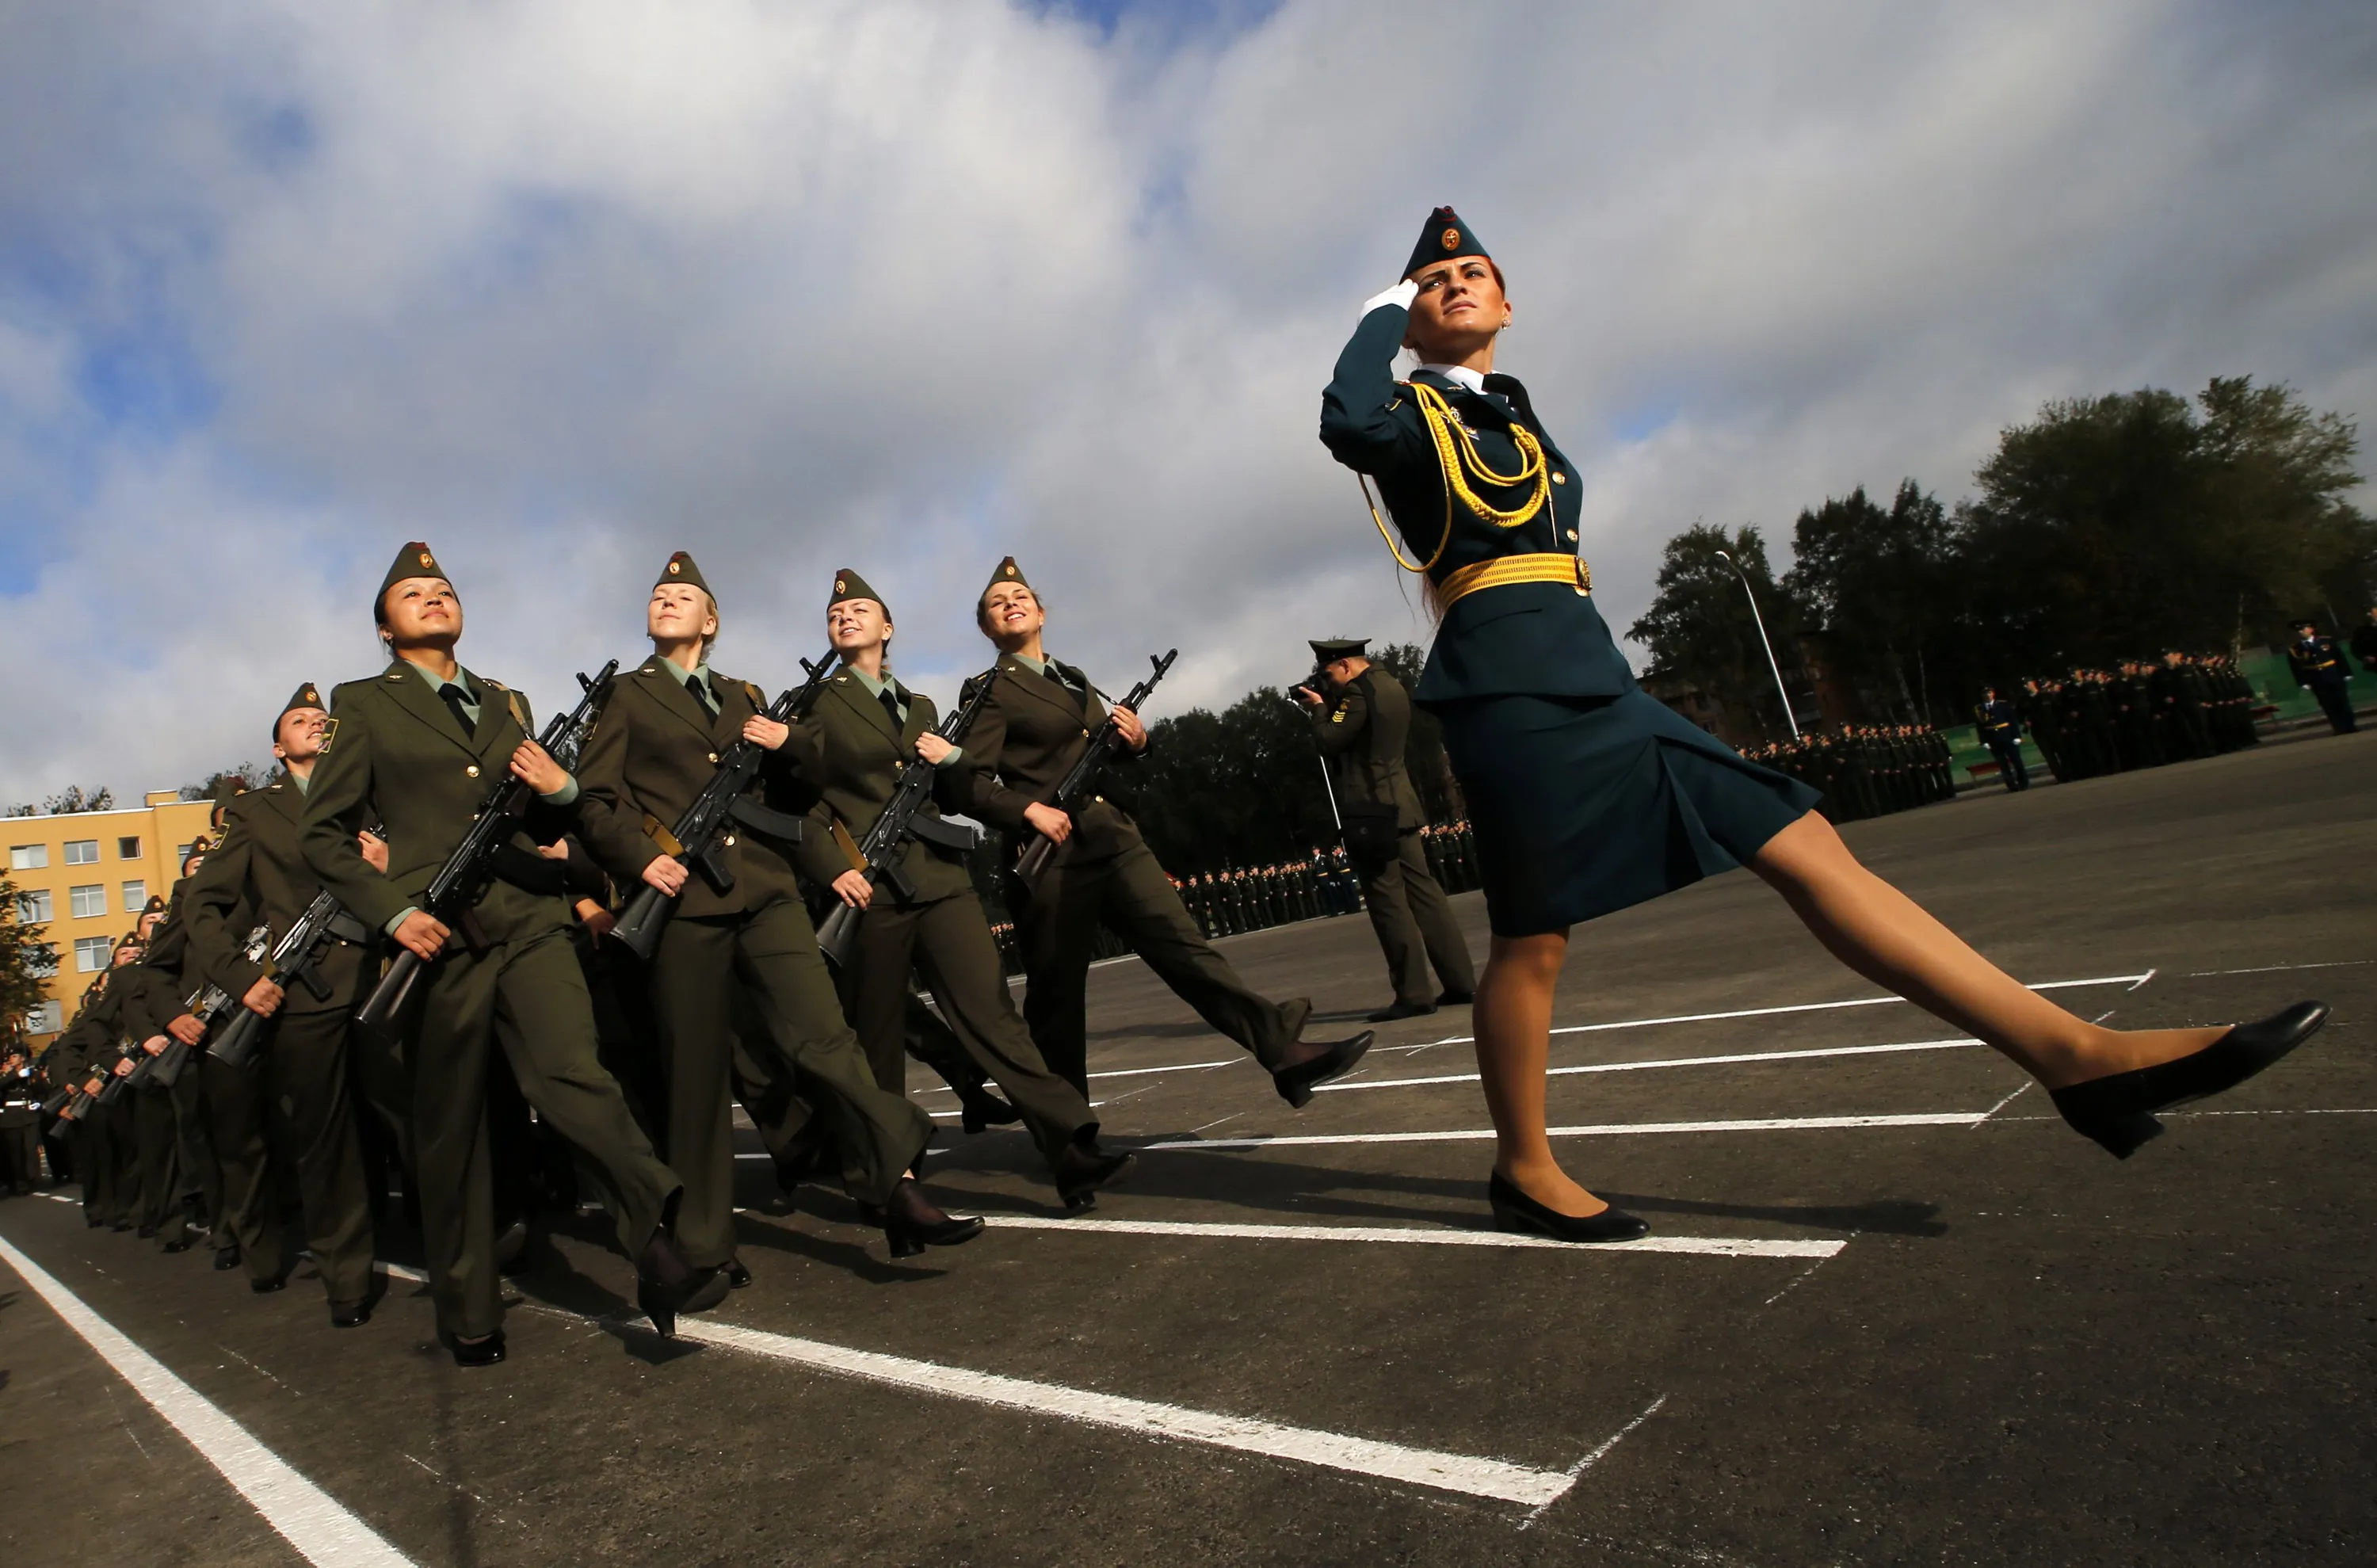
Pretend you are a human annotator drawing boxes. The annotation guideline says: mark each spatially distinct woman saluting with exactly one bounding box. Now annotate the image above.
[797,569,1134,1210]
[300,543,719,1362]
[573,552,983,1263]
[1319,209,2325,1240]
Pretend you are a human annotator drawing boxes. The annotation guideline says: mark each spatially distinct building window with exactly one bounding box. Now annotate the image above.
[120,879,147,912]
[15,888,51,922]
[10,845,47,871]
[63,840,99,865]
[174,841,193,864]
[69,884,105,919]
[74,936,112,972]
[25,999,62,1033]
[117,836,141,859]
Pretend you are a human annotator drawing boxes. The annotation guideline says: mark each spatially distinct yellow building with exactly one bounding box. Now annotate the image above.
[6,790,220,1044]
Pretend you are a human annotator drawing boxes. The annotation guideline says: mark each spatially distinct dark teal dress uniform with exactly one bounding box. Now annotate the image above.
[1318,216,1816,937]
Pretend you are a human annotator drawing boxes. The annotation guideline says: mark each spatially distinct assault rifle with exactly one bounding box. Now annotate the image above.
[210,834,383,1071]
[143,921,273,1088]
[814,670,998,967]
[1013,649,1175,885]
[610,646,838,961]
[356,662,618,1028]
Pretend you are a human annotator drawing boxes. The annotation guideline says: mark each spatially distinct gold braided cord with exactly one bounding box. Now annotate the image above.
[1410,382,1550,528]
[1359,471,1444,574]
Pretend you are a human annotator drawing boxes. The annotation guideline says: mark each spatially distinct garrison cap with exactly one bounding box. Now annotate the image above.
[376,541,452,617]
[1404,205,1488,280]
[984,556,1031,597]
[656,550,712,598]
[141,895,166,916]
[828,567,887,618]
[1308,637,1369,661]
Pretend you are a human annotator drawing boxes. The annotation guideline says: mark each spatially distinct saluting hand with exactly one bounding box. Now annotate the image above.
[743,715,790,751]
[394,910,449,961]
[509,739,569,795]
[241,978,285,1019]
[166,1013,206,1047]
[1111,704,1147,752]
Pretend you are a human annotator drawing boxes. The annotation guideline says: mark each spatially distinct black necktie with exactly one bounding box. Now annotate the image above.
[439,683,476,738]
[685,673,716,719]
[879,687,903,730]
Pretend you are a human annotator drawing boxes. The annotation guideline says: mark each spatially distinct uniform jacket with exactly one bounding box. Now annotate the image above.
[2287,635,2352,686]
[1319,302,1633,705]
[795,670,975,906]
[183,773,368,1017]
[1311,667,1425,829]
[1974,699,2021,741]
[574,655,818,921]
[960,652,1145,864]
[299,659,579,948]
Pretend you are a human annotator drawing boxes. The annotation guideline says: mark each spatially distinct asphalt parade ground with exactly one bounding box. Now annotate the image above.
[5,731,2374,1567]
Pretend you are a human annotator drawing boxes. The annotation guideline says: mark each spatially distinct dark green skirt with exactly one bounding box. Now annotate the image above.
[1435,689,1820,937]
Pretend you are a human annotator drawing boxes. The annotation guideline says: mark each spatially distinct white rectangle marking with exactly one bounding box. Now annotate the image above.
[1322,1036,1981,1093]
[0,1234,416,1568]
[1146,1111,1986,1151]
[982,1214,1844,1258]
[670,1314,1578,1505]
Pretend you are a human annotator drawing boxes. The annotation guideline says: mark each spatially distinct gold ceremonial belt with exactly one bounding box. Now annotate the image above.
[1436,552,1591,609]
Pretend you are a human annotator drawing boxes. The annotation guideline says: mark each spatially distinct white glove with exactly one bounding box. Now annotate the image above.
[1361,277,1418,317]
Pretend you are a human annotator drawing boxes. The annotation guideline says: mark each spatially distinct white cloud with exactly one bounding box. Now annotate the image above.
[0,0,2371,802]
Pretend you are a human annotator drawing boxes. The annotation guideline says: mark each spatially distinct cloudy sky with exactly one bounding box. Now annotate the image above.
[2,0,2371,803]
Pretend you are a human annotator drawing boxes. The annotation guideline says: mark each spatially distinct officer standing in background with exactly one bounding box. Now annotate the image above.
[1974,686,2028,792]
[1,1043,45,1195]
[1297,639,1475,1021]
[2286,619,2359,734]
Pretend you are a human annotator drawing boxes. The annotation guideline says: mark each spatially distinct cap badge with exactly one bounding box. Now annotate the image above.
[667,560,681,575]
[1440,227,1460,251]
[834,578,846,593]
[417,551,433,567]
[1003,564,1017,578]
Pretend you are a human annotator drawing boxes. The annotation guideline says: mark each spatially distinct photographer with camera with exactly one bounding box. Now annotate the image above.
[1295,639,1475,1021]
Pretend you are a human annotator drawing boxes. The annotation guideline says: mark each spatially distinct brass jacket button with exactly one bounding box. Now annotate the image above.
[1552,471,1567,485]
[708,752,719,763]
[466,765,480,777]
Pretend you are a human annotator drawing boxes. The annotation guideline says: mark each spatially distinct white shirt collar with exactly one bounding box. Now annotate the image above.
[1417,363,1486,394]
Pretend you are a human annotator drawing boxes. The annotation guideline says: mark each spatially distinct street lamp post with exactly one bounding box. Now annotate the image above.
[1715,548,1801,740]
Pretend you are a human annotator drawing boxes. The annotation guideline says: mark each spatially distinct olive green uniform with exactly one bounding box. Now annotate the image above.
[1311,667,1475,1007]
[300,659,681,1340]
[961,651,1311,1097]
[574,654,929,1269]
[797,667,1093,1162]
[183,771,376,1302]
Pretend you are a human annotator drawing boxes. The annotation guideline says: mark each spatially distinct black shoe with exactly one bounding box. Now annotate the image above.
[494,1218,530,1272]
[883,1177,986,1259]
[772,1135,830,1196]
[1435,989,1475,1006]
[85,1213,103,1229]
[251,1274,288,1295]
[634,1230,722,1341]
[214,1246,241,1271]
[440,1328,506,1367]
[1272,1030,1375,1108]
[135,1224,158,1239]
[723,1256,752,1290]
[161,1236,195,1253]
[330,1299,371,1330]
[1367,1001,1437,1023]
[1486,1172,1649,1243]
[1055,1143,1137,1212]
[958,1086,1021,1135]
[2050,1001,2329,1159]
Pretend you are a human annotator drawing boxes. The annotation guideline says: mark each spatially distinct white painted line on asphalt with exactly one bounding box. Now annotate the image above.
[2127,969,2158,990]
[2181,959,2372,977]
[918,1057,1243,1095]
[1145,1111,1986,1151]
[1997,1108,2377,1122]
[0,1234,418,1568]
[1974,1082,2032,1126]
[1321,1036,1982,1093]
[980,1214,1845,1258]
[1406,974,2152,1050]
[670,1314,1581,1506]
[1520,1393,1669,1530]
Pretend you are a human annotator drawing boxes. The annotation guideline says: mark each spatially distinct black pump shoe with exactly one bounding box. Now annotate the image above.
[1055,1143,1137,1212]
[439,1328,506,1368]
[723,1255,752,1289]
[2051,1001,2329,1159]
[1486,1172,1650,1243]
[883,1177,986,1258]
[959,1086,1021,1135]
[330,1299,372,1330]
[1435,989,1475,1006]
[1272,1030,1375,1108]
[635,1230,723,1341]
[214,1245,241,1271]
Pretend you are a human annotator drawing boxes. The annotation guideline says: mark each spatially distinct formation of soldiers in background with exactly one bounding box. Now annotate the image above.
[2015,653,2264,780]
[1173,825,1481,941]
[1745,726,1956,822]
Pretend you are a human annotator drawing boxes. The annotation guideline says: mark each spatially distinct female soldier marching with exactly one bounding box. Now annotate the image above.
[300,543,718,1363]
[960,558,1374,1104]
[1318,208,2325,1240]
[796,569,1133,1210]
[573,552,983,1266]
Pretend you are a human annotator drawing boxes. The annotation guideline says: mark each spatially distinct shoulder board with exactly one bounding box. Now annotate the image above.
[744,681,763,706]
[482,677,509,691]
[317,715,341,754]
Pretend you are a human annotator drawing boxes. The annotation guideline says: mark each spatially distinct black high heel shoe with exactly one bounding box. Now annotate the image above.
[958,1085,1021,1135]
[1486,1172,1649,1243]
[635,1230,724,1340]
[1054,1141,1137,1212]
[439,1327,506,1368]
[883,1177,986,1258]
[2050,1001,2329,1158]
[723,1255,752,1289]
[1272,1029,1376,1108]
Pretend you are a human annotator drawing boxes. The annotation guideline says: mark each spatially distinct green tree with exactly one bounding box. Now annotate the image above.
[1628,524,1803,740]
[1785,479,1959,723]
[41,784,113,815]
[0,871,59,1032]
